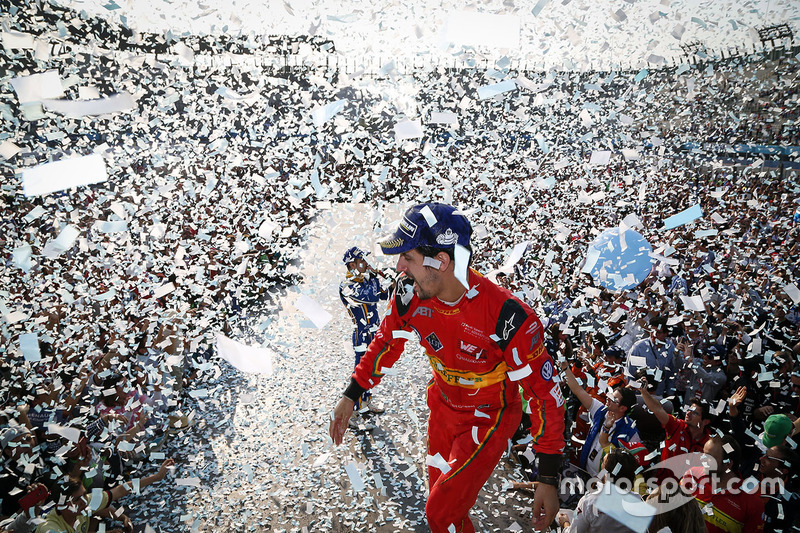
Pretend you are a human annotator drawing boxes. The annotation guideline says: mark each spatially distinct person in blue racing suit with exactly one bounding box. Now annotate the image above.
[339,246,388,415]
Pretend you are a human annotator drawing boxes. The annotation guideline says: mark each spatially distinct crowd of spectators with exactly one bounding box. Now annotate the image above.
[501,157,800,531]
[1,1,799,531]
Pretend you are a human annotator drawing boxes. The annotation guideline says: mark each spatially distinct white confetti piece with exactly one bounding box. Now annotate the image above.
[41,92,135,118]
[22,154,108,197]
[9,70,64,103]
[48,424,81,443]
[429,111,458,125]
[216,333,275,375]
[394,119,423,141]
[442,12,520,48]
[0,140,21,160]
[152,282,176,299]
[783,283,800,304]
[422,256,442,269]
[392,330,417,340]
[507,365,532,381]
[426,453,451,474]
[294,294,332,329]
[311,99,346,128]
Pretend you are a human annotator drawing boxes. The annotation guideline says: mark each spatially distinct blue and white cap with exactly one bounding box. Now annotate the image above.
[342,246,367,264]
[379,203,472,255]
[379,203,473,290]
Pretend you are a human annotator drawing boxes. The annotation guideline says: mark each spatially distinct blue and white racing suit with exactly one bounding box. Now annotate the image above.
[339,273,388,408]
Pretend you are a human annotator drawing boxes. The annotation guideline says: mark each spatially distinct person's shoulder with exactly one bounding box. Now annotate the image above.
[665,413,684,431]
[338,281,352,298]
[35,510,68,533]
[474,273,527,304]
[471,273,537,319]
[99,489,111,510]
[738,483,766,509]
[486,294,541,350]
[578,488,606,517]
[589,399,605,418]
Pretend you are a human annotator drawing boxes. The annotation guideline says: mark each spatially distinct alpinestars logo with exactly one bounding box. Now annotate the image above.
[503,314,517,340]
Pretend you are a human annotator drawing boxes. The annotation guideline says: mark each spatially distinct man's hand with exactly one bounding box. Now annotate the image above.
[25,483,49,507]
[121,514,133,533]
[531,482,558,531]
[155,458,175,481]
[329,397,355,445]
[103,412,129,426]
[755,405,774,420]
[730,386,747,406]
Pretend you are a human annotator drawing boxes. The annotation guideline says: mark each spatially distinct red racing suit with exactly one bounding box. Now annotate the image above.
[344,270,565,533]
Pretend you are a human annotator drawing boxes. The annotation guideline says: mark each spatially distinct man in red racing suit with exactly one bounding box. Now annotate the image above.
[330,203,565,532]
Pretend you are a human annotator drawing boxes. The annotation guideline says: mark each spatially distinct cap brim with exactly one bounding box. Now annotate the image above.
[379,231,415,255]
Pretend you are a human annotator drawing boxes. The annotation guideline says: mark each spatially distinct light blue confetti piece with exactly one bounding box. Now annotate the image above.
[309,168,328,198]
[327,13,358,23]
[19,332,41,362]
[477,79,517,100]
[344,462,366,492]
[12,244,33,272]
[531,0,550,17]
[311,99,346,128]
[535,135,550,154]
[97,220,128,233]
[662,204,703,230]
[634,69,649,83]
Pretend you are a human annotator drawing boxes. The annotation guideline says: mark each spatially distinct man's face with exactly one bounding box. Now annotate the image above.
[605,390,625,417]
[58,484,87,515]
[684,404,705,429]
[396,249,442,300]
[702,440,723,476]
[4,432,35,462]
[759,446,787,478]
[347,259,367,275]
